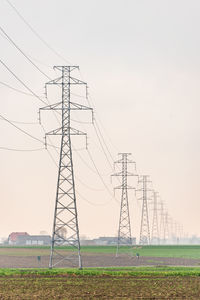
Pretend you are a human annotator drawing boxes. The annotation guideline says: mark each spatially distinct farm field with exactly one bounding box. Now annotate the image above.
[0,247,200,298]
[81,245,200,259]
[0,267,200,299]
[1,244,200,257]
[0,245,200,268]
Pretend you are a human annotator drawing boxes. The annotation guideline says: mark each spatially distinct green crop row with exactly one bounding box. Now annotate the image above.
[0,266,200,277]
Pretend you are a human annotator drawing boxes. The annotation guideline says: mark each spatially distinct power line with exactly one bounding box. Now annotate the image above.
[86,93,120,153]
[95,112,120,153]
[93,119,117,165]
[6,0,71,64]
[73,145,108,176]
[0,112,60,151]
[87,148,119,204]
[91,118,121,185]
[44,141,110,206]
[45,136,106,193]
[0,26,51,80]
[75,176,104,192]
[0,115,38,125]
[0,80,37,97]
[0,112,44,144]
[76,190,111,207]
[92,121,113,170]
[1,23,78,127]
[86,94,121,178]
[1,23,119,181]
[0,29,62,125]
[0,59,47,105]
[0,146,44,152]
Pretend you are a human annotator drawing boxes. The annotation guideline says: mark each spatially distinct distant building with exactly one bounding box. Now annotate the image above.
[8,232,29,245]
[17,235,51,246]
[80,239,96,246]
[81,236,136,246]
[8,232,51,246]
[93,237,118,245]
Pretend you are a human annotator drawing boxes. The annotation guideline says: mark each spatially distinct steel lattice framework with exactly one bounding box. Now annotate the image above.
[151,191,160,244]
[159,200,165,244]
[136,175,152,245]
[163,211,169,244]
[112,153,137,256]
[40,66,92,269]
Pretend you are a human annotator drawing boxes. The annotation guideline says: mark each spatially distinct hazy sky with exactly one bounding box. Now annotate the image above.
[0,0,200,240]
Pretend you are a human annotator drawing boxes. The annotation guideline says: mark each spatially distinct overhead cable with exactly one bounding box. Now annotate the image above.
[0,146,44,152]
[0,112,59,150]
[0,59,47,105]
[0,80,36,97]
[0,26,51,80]
[6,0,71,64]
[87,148,119,204]
[0,115,38,125]
[0,112,43,144]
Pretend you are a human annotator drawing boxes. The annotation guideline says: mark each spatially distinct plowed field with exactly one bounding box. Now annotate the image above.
[0,273,200,299]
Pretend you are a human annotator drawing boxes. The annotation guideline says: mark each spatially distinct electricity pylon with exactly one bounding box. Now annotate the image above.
[112,153,137,256]
[163,211,169,244]
[40,66,92,269]
[151,191,160,244]
[159,201,165,244]
[136,175,152,245]
[168,216,174,244]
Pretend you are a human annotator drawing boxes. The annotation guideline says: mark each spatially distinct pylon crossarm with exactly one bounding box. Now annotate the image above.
[40,101,62,111]
[45,76,63,86]
[70,127,86,136]
[126,185,135,189]
[70,102,92,111]
[46,127,62,136]
[54,66,79,72]
[70,76,87,85]
[111,171,123,177]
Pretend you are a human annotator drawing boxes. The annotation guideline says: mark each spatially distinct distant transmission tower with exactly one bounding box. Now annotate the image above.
[163,211,169,244]
[112,153,137,256]
[173,221,178,244]
[159,201,165,244]
[151,191,160,244]
[136,175,152,245]
[168,216,174,244]
[40,66,92,269]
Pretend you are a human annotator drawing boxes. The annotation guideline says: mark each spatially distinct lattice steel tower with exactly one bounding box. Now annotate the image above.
[136,175,152,245]
[163,211,169,244]
[40,66,92,269]
[151,191,160,244]
[112,153,137,256]
[159,201,165,244]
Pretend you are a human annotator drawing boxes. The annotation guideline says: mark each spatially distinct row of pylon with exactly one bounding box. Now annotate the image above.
[112,153,184,248]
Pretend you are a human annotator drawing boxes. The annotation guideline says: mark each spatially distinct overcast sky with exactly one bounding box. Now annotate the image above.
[0,0,200,241]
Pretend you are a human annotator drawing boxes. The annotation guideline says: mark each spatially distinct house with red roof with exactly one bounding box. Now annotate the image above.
[8,232,51,245]
[8,232,29,245]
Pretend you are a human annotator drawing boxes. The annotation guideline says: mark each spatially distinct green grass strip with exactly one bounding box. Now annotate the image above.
[0,266,200,277]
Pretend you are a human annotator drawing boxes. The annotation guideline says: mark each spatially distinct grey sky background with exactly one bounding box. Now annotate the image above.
[0,0,200,240]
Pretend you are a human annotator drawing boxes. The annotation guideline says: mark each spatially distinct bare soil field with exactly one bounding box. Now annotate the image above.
[0,249,199,268]
[0,248,200,299]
